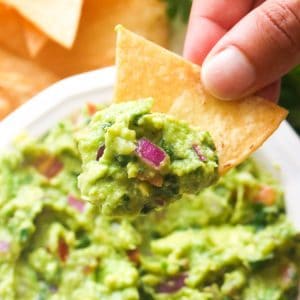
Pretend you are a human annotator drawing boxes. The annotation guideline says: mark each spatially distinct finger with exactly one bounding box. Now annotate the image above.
[201,0,300,100]
[256,80,281,102]
[183,15,226,64]
[184,0,254,64]
[254,0,265,7]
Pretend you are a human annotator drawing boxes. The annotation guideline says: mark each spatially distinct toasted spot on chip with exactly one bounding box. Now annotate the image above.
[114,26,287,174]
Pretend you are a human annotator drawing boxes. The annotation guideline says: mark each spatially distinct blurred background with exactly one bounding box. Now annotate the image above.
[0,0,298,134]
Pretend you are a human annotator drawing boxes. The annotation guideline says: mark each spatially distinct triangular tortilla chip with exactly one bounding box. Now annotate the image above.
[32,0,169,77]
[22,19,48,57]
[114,26,288,174]
[3,0,83,48]
[0,3,28,57]
[0,46,58,105]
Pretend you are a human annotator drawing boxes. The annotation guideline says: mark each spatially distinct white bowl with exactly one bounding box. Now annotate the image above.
[0,66,299,228]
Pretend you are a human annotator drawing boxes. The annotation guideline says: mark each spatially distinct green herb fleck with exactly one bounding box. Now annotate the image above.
[164,0,192,23]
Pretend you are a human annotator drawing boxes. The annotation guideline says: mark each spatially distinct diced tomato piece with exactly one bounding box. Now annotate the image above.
[87,103,97,116]
[127,249,140,264]
[34,155,63,178]
[58,238,69,262]
[254,185,276,206]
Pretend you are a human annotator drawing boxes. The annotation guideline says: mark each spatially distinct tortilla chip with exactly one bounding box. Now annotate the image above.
[32,0,169,77]
[22,19,48,57]
[3,0,83,48]
[0,46,58,105]
[114,26,288,174]
[0,3,28,57]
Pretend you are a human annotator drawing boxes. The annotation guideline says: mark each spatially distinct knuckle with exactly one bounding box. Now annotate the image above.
[257,0,300,54]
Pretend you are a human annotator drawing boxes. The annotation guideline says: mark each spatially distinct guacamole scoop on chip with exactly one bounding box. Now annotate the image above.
[77,99,218,216]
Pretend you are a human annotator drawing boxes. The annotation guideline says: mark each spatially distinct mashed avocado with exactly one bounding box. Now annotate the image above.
[77,99,218,216]
[0,103,299,299]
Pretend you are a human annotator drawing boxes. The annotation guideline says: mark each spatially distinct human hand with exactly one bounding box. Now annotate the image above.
[184,0,300,101]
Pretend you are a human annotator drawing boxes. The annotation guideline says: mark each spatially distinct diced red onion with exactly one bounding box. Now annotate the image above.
[192,144,206,162]
[58,238,69,262]
[49,285,58,293]
[96,145,105,160]
[0,241,10,253]
[156,273,187,294]
[136,138,167,169]
[155,198,166,206]
[67,195,85,213]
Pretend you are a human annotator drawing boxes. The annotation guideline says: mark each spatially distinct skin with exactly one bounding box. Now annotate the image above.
[184,0,300,102]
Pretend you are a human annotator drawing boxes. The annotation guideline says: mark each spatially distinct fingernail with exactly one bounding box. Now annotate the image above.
[201,46,256,100]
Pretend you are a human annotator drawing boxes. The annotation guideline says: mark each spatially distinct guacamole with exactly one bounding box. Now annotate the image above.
[77,99,218,216]
[0,103,299,300]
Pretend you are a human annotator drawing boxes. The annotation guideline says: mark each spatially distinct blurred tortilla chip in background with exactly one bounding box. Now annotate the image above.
[34,0,169,76]
[0,0,169,118]
[0,3,28,57]
[21,19,48,57]
[0,46,58,106]
[3,0,83,48]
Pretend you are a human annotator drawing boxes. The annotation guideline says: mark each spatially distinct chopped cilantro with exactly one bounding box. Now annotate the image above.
[164,0,192,23]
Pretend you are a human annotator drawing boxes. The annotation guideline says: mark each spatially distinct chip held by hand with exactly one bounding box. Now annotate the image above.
[114,26,288,174]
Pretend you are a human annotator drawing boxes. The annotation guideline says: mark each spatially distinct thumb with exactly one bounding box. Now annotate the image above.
[201,0,300,100]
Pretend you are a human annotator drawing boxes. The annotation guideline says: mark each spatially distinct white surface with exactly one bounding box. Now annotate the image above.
[0,66,299,228]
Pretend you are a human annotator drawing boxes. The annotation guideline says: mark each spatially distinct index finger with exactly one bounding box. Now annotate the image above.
[184,0,254,64]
